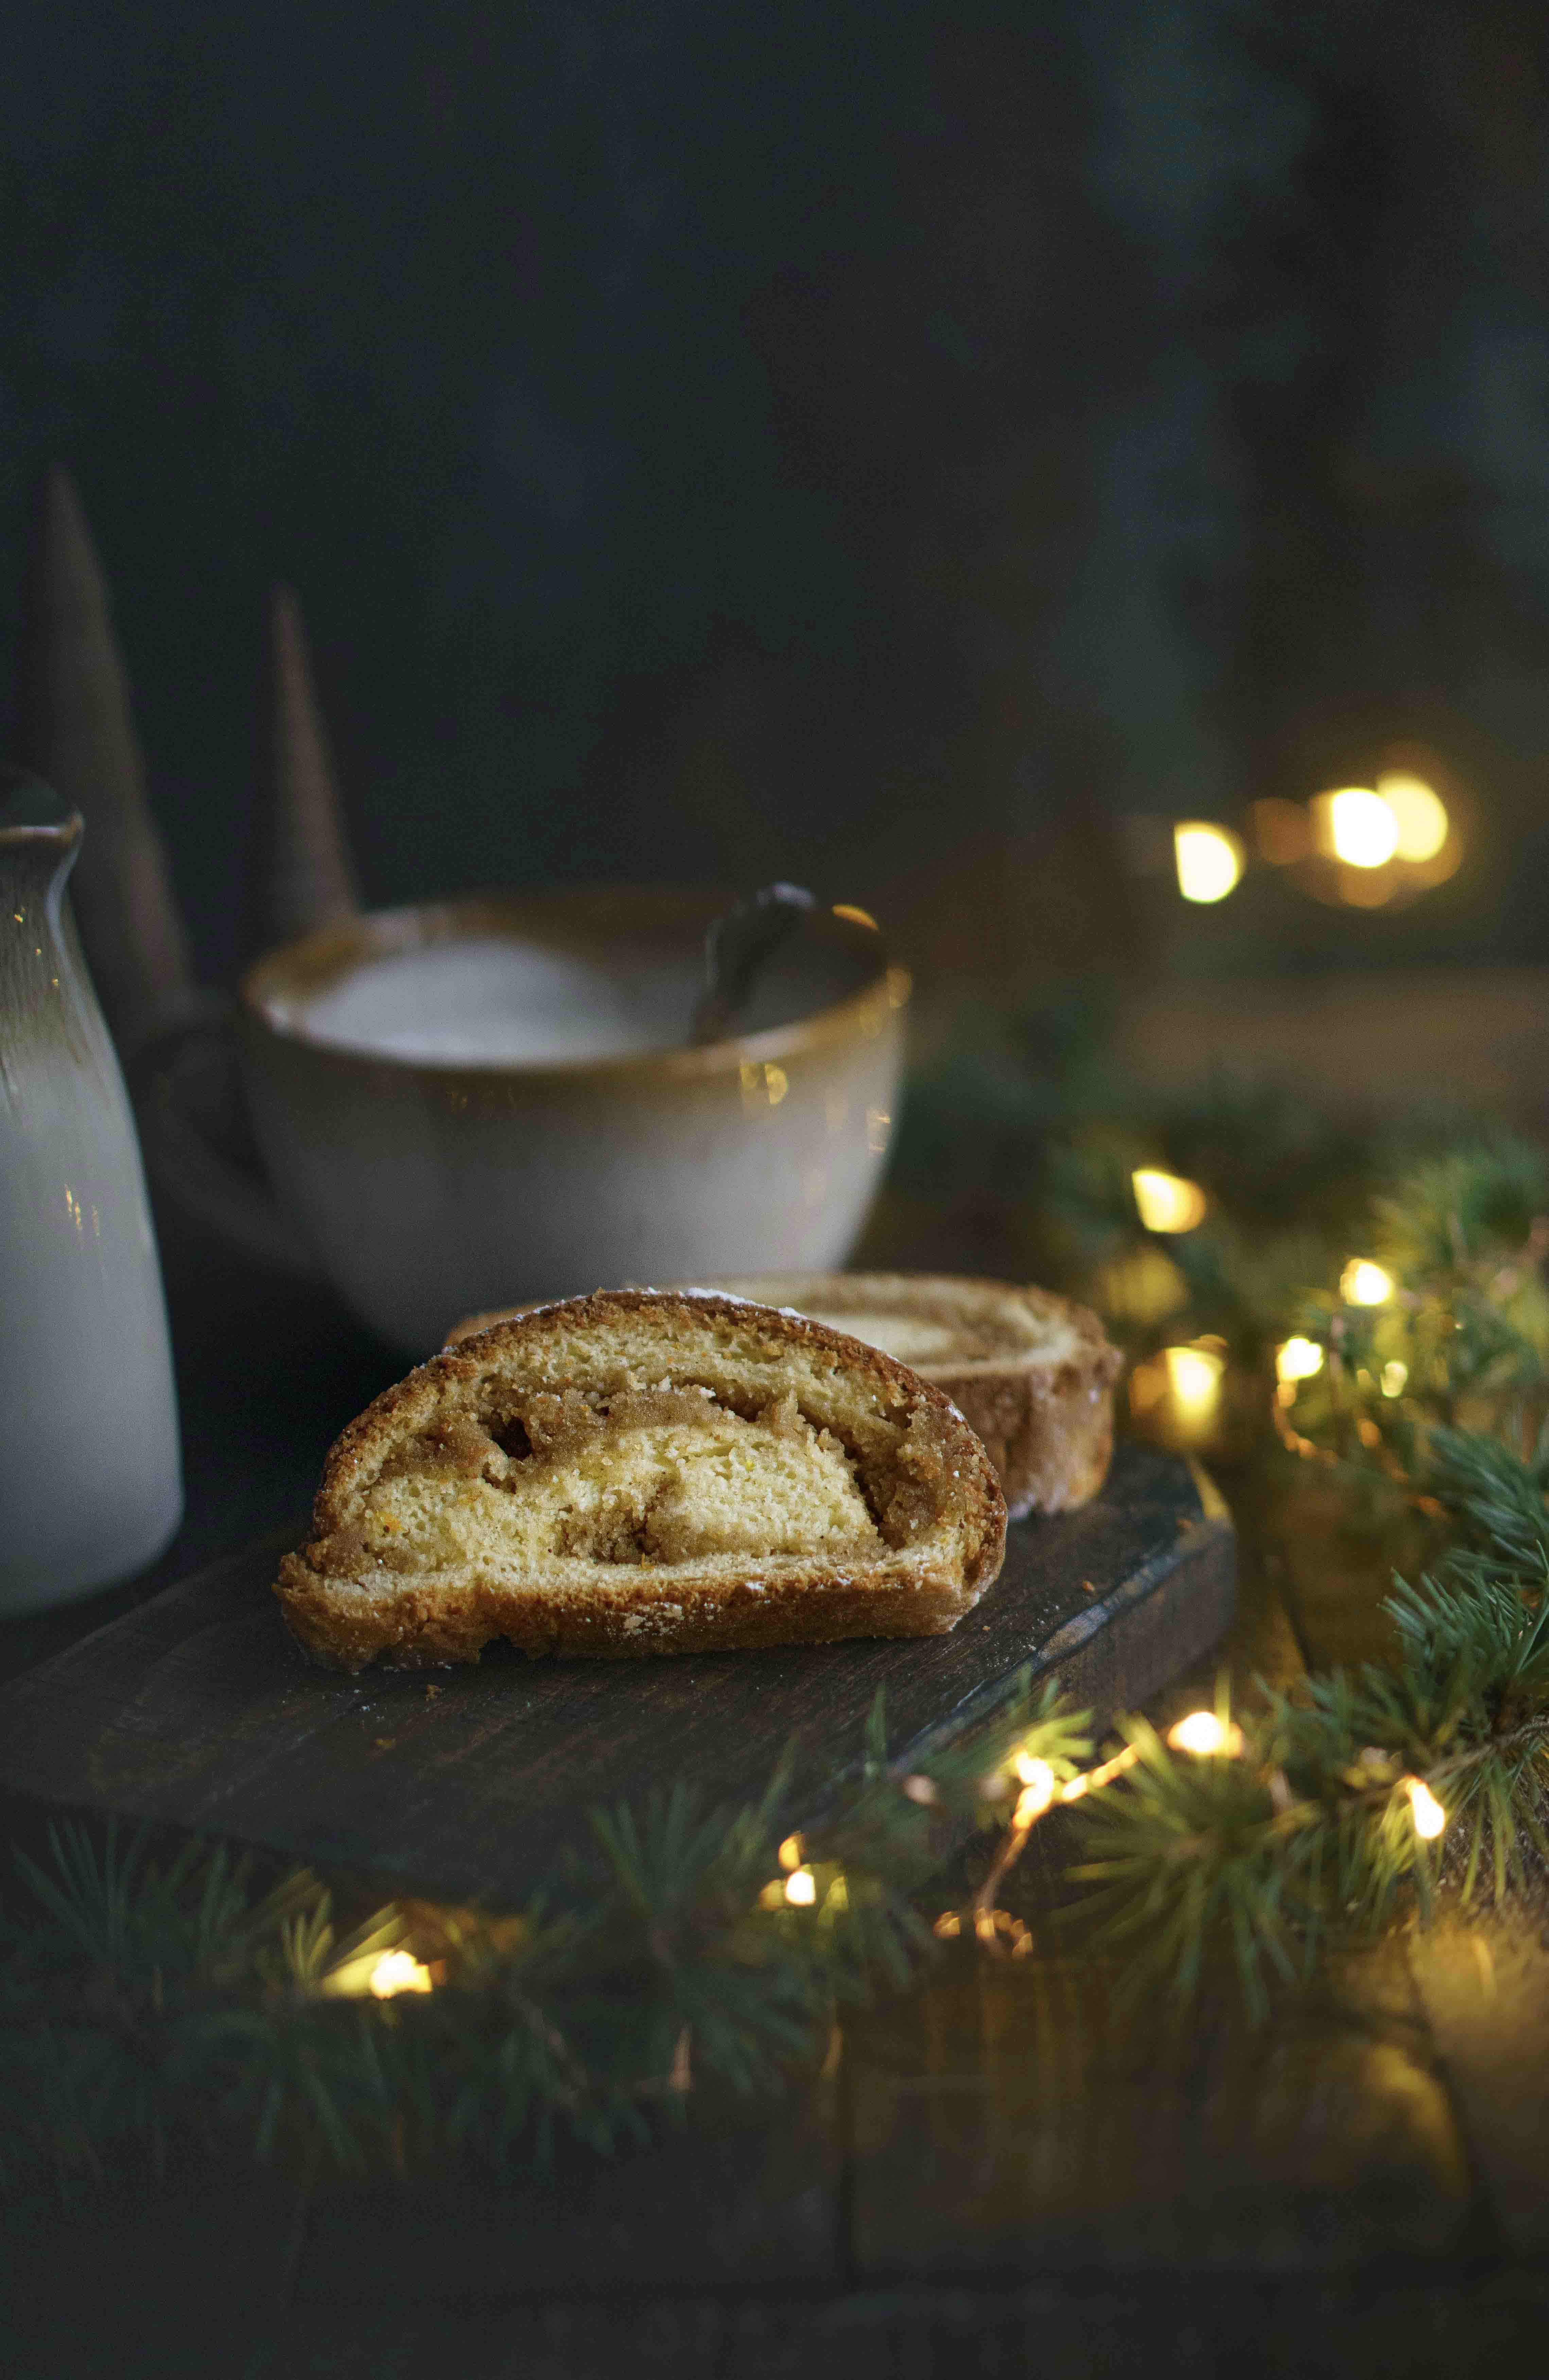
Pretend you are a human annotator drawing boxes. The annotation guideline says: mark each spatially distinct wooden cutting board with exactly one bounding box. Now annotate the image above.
[0,1440,1233,1908]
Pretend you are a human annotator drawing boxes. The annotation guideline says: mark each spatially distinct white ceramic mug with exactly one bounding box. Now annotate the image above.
[237,888,909,1354]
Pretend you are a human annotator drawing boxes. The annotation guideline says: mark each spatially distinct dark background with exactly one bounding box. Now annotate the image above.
[3,0,1549,998]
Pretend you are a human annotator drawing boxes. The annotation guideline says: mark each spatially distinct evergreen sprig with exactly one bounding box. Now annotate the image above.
[0,1678,1082,2191]
[1046,1137,1549,2010]
[1064,1556,1549,2018]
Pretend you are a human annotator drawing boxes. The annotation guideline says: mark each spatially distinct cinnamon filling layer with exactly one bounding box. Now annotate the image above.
[334,1384,889,1580]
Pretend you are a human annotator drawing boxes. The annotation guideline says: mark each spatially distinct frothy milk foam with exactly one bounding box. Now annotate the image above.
[287,938,700,1064]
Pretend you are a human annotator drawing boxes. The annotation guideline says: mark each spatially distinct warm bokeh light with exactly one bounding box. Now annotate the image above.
[368,1950,434,1999]
[1276,1336,1325,1384]
[832,903,878,929]
[1323,787,1399,868]
[1252,798,1311,864]
[1012,1756,1057,1825]
[777,1833,803,1872]
[1337,866,1396,909]
[1164,1344,1224,1413]
[1341,1259,1395,1306]
[1381,1360,1409,1397]
[1167,1710,1243,1757]
[1095,1246,1190,1330]
[1404,1776,1447,1840]
[1377,772,1449,863]
[1132,1167,1209,1234]
[784,1867,817,1906]
[1173,821,1245,903]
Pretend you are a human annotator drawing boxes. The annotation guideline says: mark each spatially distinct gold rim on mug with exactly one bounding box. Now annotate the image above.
[240,888,911,1087]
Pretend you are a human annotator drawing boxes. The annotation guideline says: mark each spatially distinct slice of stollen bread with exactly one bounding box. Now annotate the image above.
[276,1289,1006,1670]
[450,1275,1122,1520]
[706,1276,1122,1517]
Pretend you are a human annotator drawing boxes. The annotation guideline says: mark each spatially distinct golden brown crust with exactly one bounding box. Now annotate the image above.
[449,1275,1122,1517]
[922,1299,1120,1518]
[276,1289,1006,1670]
[274,1548,981,1669]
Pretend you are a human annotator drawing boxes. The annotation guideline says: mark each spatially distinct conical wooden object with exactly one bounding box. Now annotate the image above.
[14,468,192,1047]
[246,587,361,958]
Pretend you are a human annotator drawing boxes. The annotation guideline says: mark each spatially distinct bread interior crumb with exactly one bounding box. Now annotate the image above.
[348,1382,888,1581]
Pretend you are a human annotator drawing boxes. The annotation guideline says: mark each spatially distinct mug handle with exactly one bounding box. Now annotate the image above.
[130,997,323,1280]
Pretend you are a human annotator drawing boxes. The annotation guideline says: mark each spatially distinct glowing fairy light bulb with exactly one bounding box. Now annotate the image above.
[1132,1168,1208,1234]
[1404,1776,1447,1840]
[1164,1345,1224,1415]
[1276,1336,1325,1384]
[1167,1711,1243,1757]
[1011,1756,1057,1825]
[1173,822,1244,904]
[367,1950,434,1999]
[1381,1360,1408,1397]
[784,1867,817,1906]
[1324,788,1399,869]
[1377,772,1449,863]
[1341,1259,1394,1307]
[777,1833,804,1872]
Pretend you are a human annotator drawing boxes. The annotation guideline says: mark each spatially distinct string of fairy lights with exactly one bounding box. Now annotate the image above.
[339,1707,1453,2009]
[1127,1148,1404,1443]
[1168,767,1457,912]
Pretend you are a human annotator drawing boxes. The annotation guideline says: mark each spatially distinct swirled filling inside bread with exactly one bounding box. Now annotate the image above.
[349,1386,885,1577]
[275,1291,1007,1667]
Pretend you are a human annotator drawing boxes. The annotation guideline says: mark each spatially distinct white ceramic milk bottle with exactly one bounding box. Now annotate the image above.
[1,770,182,1612]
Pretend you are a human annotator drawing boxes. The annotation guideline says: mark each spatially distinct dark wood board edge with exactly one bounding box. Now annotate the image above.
[799,1514,1237,1833]
[0,1514,1235,1914]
